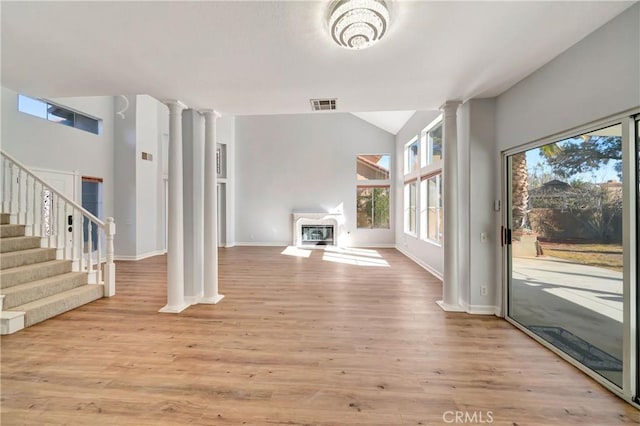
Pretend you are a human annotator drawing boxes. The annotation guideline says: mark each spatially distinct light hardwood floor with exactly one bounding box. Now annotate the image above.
[1,247,638,425]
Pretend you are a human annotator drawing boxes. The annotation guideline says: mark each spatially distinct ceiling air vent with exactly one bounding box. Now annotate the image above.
[310,98,337,111]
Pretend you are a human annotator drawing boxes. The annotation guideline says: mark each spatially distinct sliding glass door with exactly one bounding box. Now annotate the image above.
[636,117,640,404]
[507,123,625,388]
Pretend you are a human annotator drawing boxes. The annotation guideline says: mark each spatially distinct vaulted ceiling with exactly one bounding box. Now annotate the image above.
[1,1,634,120]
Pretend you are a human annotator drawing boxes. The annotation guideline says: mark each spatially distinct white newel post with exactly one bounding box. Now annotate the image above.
[104,217,116,297]
[160,100,190,313]
[200,110,224,304]
[437,100,465,312]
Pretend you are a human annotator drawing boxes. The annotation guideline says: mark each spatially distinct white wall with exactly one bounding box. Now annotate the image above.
[217,116,235,247]
[394,110,443,277]
[462,99,499,311]
[1,87,116,221]
[135,95,163,257]
[235,113,395,246]
[497,3,640,150]
[113,94,167,259]
[113,95,137,257]
[157,100,169,252]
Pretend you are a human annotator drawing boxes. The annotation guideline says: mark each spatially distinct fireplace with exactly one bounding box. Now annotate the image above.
[301,225,334,246]
[292,211,342,247]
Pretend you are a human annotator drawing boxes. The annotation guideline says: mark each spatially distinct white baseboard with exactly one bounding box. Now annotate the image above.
[114,250,166,261]
[224,243,236,248]
[348,243,396,248]
[233,242,395,249]
[465,304,498,315]
[234,242,288,247]
[395,245,443,281]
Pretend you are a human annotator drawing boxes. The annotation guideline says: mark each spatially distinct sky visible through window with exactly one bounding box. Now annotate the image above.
[376,155,390,170]
[525,140,620,185]
[18,95,47,119]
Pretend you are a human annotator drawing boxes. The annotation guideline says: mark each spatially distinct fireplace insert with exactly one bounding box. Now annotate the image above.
[301,225,334,246]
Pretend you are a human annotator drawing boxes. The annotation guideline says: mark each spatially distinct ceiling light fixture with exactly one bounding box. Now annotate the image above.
[328,0,389,50]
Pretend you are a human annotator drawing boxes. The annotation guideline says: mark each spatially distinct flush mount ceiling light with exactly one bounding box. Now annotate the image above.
[328,0,390,50]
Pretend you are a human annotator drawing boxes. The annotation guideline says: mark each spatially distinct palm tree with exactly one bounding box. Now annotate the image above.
[511,152,529,230]
[512,144,561,231]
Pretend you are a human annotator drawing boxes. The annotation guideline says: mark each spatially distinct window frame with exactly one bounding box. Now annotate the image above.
[357,184,391,229]
[404,137,419,175]
[404,180,417,235]
[356,153,391,230]
[403,114,444,241]
[17,94,103,136]
[420,116,443,168]
[420,172,443,245]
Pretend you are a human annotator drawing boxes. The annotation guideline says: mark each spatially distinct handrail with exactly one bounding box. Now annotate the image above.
[0,149,115,298]
[0,149,105,226]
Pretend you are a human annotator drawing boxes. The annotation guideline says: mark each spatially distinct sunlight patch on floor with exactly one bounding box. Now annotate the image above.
[323,246,383,258]
[543,287,622,323]
[281,246,312,258]
[322,251,389,267]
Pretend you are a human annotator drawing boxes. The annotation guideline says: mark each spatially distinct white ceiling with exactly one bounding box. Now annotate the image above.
[351,110,415,135]
[1,1,634,119]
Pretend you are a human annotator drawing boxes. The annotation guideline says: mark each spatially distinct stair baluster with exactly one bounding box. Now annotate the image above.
[0,149,116,302]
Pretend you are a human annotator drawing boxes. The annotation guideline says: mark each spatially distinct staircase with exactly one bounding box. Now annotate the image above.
[0,214,104,334]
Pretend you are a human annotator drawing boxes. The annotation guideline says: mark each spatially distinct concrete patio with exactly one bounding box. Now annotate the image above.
[511,255,623,386]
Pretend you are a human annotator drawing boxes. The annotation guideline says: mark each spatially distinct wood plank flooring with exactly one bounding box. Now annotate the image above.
[1,246,638,425]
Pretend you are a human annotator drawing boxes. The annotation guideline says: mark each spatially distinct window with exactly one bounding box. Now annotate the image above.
[357,154,390,180]
[18,94,102,135]
[421,122,442,167]
[356,154,390,229]
[404,181,416,234]
[404,138,419,174]
[403,115,443,240]
[420,174,442,243]
[357,186,390,229]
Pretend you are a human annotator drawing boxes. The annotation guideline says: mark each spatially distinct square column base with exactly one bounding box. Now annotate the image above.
[199,294,225,305]
[159,303,191,314]
[436,300,466,312]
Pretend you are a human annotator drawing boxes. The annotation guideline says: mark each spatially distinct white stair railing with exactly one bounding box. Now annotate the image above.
[0,150,115,297]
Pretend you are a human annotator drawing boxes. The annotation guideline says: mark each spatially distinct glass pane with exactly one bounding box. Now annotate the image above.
[438,174,444,240]
[420,130,428,167]
[637,118,640,398]
[406,140,419,174]
[47,104,74,127]
[357,187,372,228]
[357,154,390,180]
[419,179,428,239]
[18,94,47,119]
[75,114,100,135]
[357,186,390,229]
[404,183,417,234]
[427,176,439,241]
[372,187,390,228]
[430,124,443,164]
[509,123,624,388]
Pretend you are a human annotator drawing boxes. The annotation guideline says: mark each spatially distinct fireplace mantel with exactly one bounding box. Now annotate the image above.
[292,211,343,247]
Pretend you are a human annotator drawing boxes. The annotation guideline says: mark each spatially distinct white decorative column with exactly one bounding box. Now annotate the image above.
[200,110,224,304]
[181,109,205,304]
[160,100,190,314]
[437,100,465,312]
